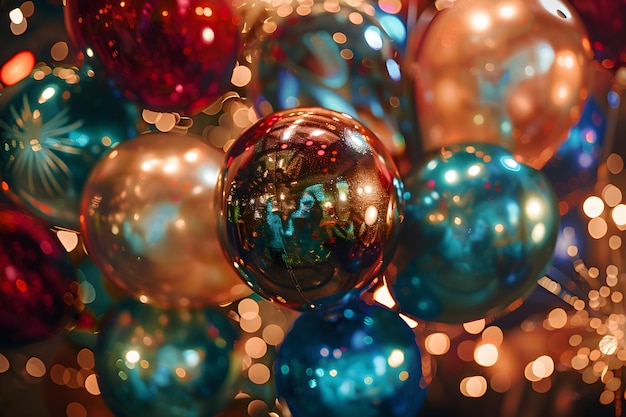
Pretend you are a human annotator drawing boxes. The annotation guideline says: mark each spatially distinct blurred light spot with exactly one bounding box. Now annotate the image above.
[583,196,604,218]
[240,315,263,333]
[387,349,405,367]
[0,50,35,86]
[482,326,503,346]
[469,11,491,31]
[602,184,622,207]
[548,308,568,329]
[9,7,24,24]
[364,26,383,50]
[66,402,87,417]
[524,361,542,381]
[25,357,46,377]
[599,334,618,355]
[373,279,396,308]
[57,230,79,252]
[425,332,450,355]
[262,324,285,346]
[248,363,271,384]
[588,217,608,239]
[0,354,9,373]
[231,65,252,87]
[607,153,624,174]
[84,373,100,395]
[239,298,260,320]
[474,343,498,367]
[463,318,486,334]
[125,350,140,364]
[51,41,69,62]
[612,204,626,228]
[532,355,554,378]
[245,337,268,359]
[77,348,95,369]
[201,27,215,44]
[460,376,487,397]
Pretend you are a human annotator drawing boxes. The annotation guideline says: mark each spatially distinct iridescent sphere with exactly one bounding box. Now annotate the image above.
[242,0,413,161]
[64,0,241,114]
[390,143,559,323]
[80,133,251,309]
[275,302,426,417]
[0,65,140,230]
[217,107,403,311]
[0,208,80,347]
[95,300,238,417]
[405,0,593,169]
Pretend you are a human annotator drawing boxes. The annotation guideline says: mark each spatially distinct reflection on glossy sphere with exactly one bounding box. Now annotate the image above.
[275,301,426,417]
[0,65,140,230]
[64,0,240,114]
[79,133,251,309]
[243,0,412,160]
[217,107,403,311]
[0,208,80,347]
[95,300,238,417]
[390,144,559,323]
[405,0,592,169]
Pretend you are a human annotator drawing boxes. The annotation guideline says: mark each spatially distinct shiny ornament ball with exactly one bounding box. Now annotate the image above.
[217,107,403,311]
[390,144,559,323]
[64,0,241,115]
[405,0,593,169]
[275,301,426,417]
[79,133,251,309]
[0,65,140,230]
[0,208,80,347]
[95,300,238,417]
[243,0,413,161]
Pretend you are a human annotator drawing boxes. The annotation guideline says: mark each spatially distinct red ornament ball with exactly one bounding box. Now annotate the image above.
[64,0,241,114]
[0,208,80,347]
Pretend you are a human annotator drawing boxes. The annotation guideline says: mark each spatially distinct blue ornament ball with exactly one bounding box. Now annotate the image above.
[275,301,426,417]
[95,300,239,417]
[217,107,403,312]
[0,64,141,230]
[389,143,560,323]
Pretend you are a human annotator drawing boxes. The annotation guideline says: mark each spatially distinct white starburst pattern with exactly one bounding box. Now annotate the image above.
[0,93,84,198]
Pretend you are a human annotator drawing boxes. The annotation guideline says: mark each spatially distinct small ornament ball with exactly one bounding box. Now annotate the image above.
[64,0,241,114]
[275,301,426,417]
[217,107,403,311]
[80,132,251,309]
[95,300,238,417]
[390,143,560,323]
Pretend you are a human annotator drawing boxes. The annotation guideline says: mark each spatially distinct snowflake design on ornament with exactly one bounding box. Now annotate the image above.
[0,94,83,197]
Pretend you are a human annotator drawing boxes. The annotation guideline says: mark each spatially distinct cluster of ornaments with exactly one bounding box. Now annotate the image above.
[0,0,611,415]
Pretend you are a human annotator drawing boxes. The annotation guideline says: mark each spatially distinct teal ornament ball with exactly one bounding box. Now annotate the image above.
[389,143,559,323]
[95,300,238,417]
[243,0,413,161]
[0,65,140,230]
[275,301,426,417]
[217,107,403,312]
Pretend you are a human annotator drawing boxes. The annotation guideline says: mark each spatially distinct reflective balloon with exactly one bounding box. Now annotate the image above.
[275,301,426,417]
[64,0,241,115]
[95,300,238,417]
[405,0,593,169]
[542,96,607,215]
[242,0,413,161]
[389,143,559,323]
[0,208,80,347]
[569,0,626,69]
[217,107,403,312]
[0,64,141,230]
[0,0,79,88]
[79,133,251,309]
